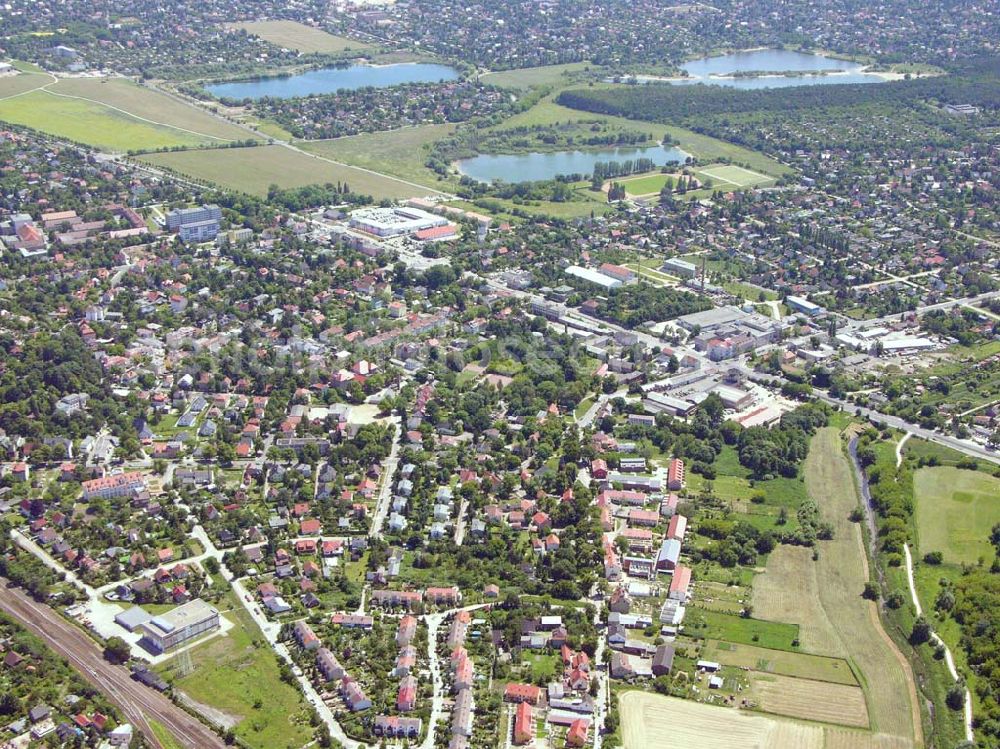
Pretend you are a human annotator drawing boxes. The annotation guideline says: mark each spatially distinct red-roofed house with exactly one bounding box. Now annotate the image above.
[504,683,542,705]
[567,719,589,747]
[397,675,418,712]
[667,458,685,490]
[514,702,533,745]
[669,564,692,603]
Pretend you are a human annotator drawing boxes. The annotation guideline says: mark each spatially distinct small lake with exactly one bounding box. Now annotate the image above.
[667,49,886,89]
[206,62,461,100]
[457,144,689,183]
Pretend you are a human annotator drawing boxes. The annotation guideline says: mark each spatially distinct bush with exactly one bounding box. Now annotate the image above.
[946,682,966,710]
[910,616,932,646]
[923,551,944,565]
[103,636,131,664]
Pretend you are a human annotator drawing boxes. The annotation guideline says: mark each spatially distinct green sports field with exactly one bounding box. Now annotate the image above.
[226,20,373,55]
[620,163,775,197]
[698,163,776,188]
[913,466,1000,564]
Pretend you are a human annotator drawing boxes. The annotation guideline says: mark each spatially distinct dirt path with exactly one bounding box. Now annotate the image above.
[896,432,913,467]
[809,428,923,746]
[902,542,974,742]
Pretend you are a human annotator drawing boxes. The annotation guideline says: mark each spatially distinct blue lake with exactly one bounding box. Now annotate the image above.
[666,49,886,89]
[206,62,461,100]
[457,144,689,184]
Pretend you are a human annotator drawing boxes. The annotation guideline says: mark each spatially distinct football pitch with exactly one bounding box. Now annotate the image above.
[621,163,775,197]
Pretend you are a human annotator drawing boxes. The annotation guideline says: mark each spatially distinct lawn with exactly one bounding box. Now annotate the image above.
[522,652,560,682]
[701,640,858,685]
[141,145,444,199]
[480,62,599,90]
[574,395,596,420]
[0,91,213,151]
[226,20,374,55]
[299,123,458,186]
[156,597,313,749]
[624,259,679,285]
[685,608,800,652]
[903,436,998,472]
[912,466,1000,564]
[687,446,808,512]
[722,281,779,302]
[477,191,616,220]
[246,117,295,142]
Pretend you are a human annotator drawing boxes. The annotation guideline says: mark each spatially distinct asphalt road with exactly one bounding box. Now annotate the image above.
[0,580,226,749]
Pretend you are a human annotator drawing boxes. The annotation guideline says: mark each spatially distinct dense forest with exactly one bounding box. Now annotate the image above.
[556,57,1000,124]
[591,284,711,327]
[0,330,136,443]
[949,525,1000,741]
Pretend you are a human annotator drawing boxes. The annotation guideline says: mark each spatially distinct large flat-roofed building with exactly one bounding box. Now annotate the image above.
[675,306,745,331]
[786,295,824,316]
[661,257,698,278]
[138,599,220,653]
[349,206,449,237]
[566,265,622,290]
[166,205,221,242]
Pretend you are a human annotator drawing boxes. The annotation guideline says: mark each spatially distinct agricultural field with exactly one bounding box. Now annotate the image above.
[226,20,374,55]
[141,145,444,199]
[749,429,921,746]
[619,691,825,749]
[752,545,844,656]
[0,75,253,151]
[156,596,314,749]
[803,428,920,744]
[480,62,598,90]
[299,123,458,187]
[49,78,254,141]
[0,71,48,99]
[0,91,209,151]
[749,672,869,728]
[913,466,1000,564]
[700,640,858,685]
